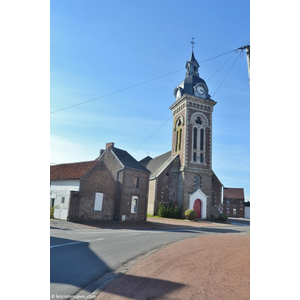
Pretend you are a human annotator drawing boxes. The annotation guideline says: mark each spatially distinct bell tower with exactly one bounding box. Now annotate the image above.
[170,45,219,218]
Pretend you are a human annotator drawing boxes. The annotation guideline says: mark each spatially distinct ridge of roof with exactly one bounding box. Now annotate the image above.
[112,147,150,173]
[139,156,153,167]
[145,151,177,178]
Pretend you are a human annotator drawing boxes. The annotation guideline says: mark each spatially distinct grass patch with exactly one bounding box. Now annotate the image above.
[147,214,160,218]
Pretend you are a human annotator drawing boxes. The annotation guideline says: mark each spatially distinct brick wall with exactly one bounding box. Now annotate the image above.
[223,198,245,217]
[211,174,222,206]
[119,168,150,221]
[101,147,123,180]
[147,179,156,215]
[78,160,117,221]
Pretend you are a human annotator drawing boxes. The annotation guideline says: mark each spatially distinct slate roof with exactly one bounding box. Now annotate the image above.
[141,151,177,179]
[223,187,245,199]
[112,147,150,173]
[50,160,99,181]
[139,156,153,168]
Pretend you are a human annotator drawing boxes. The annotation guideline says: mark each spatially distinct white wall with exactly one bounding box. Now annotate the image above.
[50,180,80,220]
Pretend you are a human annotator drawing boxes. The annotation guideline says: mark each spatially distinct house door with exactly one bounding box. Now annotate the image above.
[68,191,81,221]
[193,199,201,218]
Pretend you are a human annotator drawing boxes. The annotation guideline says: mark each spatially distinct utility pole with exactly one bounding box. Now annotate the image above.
[238,45,250,82]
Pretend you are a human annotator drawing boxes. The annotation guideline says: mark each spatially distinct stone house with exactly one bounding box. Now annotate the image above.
[222,187,245,217]
[50,142,150,222]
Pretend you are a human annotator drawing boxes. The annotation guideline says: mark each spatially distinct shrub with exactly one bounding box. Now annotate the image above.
[185,209,197,220]
[218,213,228,222]
[50,207,54,219]
[157,201,182,219]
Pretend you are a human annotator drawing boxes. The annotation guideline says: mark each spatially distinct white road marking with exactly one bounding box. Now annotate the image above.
[116,233,141,238]
[50,238,104,249]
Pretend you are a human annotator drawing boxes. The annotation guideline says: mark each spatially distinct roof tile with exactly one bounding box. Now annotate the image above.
[50,160,99,181]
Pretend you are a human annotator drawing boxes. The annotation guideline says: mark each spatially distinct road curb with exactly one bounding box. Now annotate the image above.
[70,247,163,300]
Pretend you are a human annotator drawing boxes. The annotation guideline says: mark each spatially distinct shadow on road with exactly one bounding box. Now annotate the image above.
[50,236,186,300]
[100,273,185,300]
[50,236,110,297]
[53,218,244,233]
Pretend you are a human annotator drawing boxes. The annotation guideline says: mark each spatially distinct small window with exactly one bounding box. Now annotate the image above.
[133,176,139,188]
[233,209,237,215]
[227,200,230,205]
[193,152,197,162]
[131,196,138,213]
[194,174,201,190]
[61,197,65,204]
[94,193,104,211]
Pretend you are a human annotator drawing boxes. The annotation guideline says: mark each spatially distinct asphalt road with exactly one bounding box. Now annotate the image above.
[50,223,249,299]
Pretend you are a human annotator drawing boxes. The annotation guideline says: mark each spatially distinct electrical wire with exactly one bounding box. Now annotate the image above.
[131,115,173,155]
[50,48,238,114]
[211,52,241,98]
[51,43,248,164]
[207,50,238,82]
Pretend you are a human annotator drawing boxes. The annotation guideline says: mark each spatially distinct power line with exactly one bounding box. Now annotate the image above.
[50,44,248,164]
[50,68,184,114]
[50,48,238,114]
[207,51,238,82]
[212,52,241,98]
[131,116,173,155]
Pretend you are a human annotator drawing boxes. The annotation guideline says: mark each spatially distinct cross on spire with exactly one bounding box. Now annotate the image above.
[191,37,195,51]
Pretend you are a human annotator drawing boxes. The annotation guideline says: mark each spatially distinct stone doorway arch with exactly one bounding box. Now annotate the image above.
[189,189,207,219]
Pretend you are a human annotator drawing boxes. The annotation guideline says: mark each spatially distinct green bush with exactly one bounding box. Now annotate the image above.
[218,213,228,222]
[157,201,182,219]
[185,209,197,220]
[50,207,54,219]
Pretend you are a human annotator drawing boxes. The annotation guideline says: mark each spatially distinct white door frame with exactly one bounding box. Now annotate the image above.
[189,189,207,219]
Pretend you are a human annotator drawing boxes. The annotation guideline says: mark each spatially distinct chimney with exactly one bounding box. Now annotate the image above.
[106,142,114,149]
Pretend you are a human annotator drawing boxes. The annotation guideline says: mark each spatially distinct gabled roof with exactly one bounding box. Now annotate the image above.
[223,187,244,199]
[143,151,178,179]
[139,156,153,168]
[50,160,99,181]
[112,147,150,173]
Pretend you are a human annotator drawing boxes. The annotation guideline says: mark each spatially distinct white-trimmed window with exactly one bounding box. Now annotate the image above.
[131,196,138,213]
[191,114,207,164]
[94,193,104,211]
[174,116,184,152]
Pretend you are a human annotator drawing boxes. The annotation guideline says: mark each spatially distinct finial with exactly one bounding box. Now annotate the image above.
[191,37,195,51]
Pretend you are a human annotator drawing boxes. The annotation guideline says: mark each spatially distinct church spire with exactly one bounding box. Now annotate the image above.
[185,37,199,77]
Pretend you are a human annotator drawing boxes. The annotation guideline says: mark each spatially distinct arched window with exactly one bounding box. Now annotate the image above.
[194,174,202,190]
[191,114,207,164]
[175,116,184,152]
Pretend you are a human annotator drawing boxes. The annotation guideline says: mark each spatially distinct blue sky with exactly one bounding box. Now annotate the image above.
[50,0,250,201]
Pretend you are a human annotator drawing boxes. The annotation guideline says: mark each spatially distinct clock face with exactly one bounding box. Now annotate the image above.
[196,85,205,95]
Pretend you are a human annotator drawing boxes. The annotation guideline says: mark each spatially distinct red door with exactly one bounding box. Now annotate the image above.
[193,199,201,218]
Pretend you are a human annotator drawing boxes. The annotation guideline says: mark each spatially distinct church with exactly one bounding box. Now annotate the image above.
[140,50,223,219]
[50,49,223,222]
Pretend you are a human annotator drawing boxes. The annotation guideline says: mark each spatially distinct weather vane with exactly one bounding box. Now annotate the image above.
[191,37,195,51]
